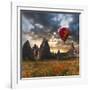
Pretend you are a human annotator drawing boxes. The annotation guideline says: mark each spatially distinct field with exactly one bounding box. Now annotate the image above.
[21,58,79,78]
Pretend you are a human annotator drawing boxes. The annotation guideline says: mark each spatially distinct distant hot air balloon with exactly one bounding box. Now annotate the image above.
[58,27,70,42]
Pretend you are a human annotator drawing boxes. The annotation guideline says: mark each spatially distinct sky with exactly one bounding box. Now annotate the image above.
[21,10,80,53]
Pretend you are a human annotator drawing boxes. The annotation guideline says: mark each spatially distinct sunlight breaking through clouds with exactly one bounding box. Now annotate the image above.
[22,15,35,32]
[51,14,73,28]
[21,10,80,50]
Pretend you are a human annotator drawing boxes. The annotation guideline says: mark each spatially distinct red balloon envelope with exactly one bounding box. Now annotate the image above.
[58,27,70,42]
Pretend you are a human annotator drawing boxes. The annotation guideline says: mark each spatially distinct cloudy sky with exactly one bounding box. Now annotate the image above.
[21,10,80,53]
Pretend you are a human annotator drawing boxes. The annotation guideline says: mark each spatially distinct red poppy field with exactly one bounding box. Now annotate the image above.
[21,58,79,78]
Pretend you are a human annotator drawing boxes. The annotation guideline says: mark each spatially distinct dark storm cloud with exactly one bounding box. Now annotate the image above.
[21,10,50,26]
[69,13,80,43]
[21,10,80,43]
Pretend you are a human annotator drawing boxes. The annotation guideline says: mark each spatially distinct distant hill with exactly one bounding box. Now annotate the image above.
[22,40,33,60]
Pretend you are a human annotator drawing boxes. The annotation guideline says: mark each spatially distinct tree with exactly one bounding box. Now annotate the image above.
[56,50,61,60]
[32,44,39,60]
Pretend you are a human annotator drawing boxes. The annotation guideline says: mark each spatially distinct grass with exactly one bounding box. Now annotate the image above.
[21,58,79,78]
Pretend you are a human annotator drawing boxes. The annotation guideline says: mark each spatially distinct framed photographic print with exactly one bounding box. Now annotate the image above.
[11,1,88,88]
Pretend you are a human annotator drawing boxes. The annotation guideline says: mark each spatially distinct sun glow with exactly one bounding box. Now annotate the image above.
[60,48,68,53]
[50,47,69,53]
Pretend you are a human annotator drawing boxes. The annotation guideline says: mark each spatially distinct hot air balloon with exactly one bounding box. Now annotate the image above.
[58,27,70,42]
